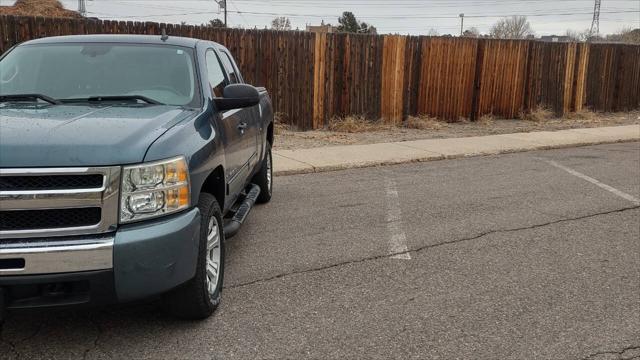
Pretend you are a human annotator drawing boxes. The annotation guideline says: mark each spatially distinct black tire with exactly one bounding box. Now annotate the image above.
[166,193,225,319]
[253,143,273,204]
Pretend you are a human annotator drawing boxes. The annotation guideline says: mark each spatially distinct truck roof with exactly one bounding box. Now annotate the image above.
[20,34,212,48]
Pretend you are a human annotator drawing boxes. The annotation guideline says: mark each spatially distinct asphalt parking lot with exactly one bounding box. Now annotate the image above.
[1,142,639,360]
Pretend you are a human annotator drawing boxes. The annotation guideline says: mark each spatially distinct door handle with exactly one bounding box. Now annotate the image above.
[238,122,248,134]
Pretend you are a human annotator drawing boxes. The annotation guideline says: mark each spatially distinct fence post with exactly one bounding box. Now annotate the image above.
[381,35,407,125]
[312,32,326,130]
[470,39,485,121]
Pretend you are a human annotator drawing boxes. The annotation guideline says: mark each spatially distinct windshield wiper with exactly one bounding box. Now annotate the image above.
[60,95,163,105]
[0,94,61,105]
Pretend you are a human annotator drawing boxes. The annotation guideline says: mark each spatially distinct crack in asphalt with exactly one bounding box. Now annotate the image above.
[0,319,46,360]
[82,314,111,360]
[0,325,19,360]
[225,205,640,289]
[581,345,640,360]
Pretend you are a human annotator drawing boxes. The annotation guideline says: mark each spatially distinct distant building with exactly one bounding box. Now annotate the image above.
[540,35,571,42]
[306,20,337,34]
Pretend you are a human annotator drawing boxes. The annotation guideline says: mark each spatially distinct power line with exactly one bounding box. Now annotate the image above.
[228,0,251,28]
[87,9,639,20]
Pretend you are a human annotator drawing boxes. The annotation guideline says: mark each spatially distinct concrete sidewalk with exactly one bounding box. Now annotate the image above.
[273,125,640,176]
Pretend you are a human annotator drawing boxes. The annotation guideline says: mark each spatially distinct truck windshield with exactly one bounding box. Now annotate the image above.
[0,43,198,106]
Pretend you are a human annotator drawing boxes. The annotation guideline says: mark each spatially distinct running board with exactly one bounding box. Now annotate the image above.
[223,184,261,239]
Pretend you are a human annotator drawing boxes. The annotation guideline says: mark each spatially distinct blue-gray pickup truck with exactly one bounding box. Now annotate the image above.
[0,35,274,319]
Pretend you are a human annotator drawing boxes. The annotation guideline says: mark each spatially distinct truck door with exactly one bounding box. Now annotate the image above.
[218,49,259,175]
[205,49,246,198]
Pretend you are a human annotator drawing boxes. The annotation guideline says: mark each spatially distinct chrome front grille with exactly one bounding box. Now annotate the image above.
[0,167,120,239]
[0,207,102,231]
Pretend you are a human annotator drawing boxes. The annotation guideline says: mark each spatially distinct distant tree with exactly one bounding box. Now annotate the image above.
[337,11,375,34]
[337,11,359,33]
[489,16,534,39]
[426,28,440,36]
[564,29,590,42]
[463,27,480,37]
[363,23,377,34]
[605,27,640,44]
[180,21,187,26]
[271,16,292,31]
[208,19,226,28]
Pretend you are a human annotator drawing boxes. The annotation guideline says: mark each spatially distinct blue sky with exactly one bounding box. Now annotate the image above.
[2,0,639,35]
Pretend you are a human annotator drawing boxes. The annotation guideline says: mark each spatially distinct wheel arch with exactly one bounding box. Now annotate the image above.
[199,165,226,210]
[266,122,274,146]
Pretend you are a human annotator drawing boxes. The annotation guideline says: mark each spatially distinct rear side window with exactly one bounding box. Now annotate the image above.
[205,50,226,97]
[219,51,241,84]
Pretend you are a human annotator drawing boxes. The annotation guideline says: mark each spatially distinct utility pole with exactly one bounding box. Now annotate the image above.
[215,0,227,27]
[589,0,601,38]
[459,13,464,36]
[78,0,86,17]
[223,0,227,27]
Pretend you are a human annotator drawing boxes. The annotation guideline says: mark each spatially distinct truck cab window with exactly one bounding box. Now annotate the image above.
[205,50,226,97]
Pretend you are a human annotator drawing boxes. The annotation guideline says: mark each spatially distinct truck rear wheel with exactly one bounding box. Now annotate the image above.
[166,193,225,319]
[253,143,273,204]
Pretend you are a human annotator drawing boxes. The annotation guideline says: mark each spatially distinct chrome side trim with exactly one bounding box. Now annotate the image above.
[0,166,120,239]
[0,237,113,275]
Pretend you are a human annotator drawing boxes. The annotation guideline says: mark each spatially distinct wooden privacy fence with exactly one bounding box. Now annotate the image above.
[1,15,639,130]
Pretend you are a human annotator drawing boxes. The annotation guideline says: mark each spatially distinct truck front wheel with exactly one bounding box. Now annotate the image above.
[166,193,225,319]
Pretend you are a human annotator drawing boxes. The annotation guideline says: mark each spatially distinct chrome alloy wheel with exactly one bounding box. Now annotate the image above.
[204,215,221,297]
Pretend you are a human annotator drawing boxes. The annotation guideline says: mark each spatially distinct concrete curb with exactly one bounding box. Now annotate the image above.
[273,125,640,176]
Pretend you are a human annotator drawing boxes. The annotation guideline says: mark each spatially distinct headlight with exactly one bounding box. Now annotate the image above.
[120,156,190,223]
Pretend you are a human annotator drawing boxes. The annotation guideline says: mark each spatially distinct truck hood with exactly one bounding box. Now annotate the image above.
[0,104,195,167]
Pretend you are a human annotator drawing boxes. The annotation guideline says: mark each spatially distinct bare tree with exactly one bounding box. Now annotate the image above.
[427,28,440,36]
[271,16,292,31]
[490,16,534,39]
[605,27,640,44]
[565,29,591,42]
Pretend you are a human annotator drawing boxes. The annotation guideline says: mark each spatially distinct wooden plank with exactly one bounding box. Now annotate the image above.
[312,33,326,129]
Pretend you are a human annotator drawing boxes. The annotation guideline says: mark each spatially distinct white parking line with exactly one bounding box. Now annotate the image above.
[544,159,640,205]
[384,177,411,260]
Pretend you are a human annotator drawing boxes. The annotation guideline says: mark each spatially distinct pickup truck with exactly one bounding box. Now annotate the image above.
[0,35,274,320]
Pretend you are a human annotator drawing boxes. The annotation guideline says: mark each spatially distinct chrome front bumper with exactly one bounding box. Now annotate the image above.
[0,237,113,275]
[0,209,200,306]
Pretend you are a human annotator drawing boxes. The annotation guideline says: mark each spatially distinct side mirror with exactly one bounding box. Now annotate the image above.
[214,84,260,111]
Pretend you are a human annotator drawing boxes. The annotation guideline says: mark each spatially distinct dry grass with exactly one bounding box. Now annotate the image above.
[477,114,496,126]
[0,0,82,18]
[563,108,598,121]
[273,112,291,135]
[404,115,447,130]
[328,115,391,133]
[519,107,555,122]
